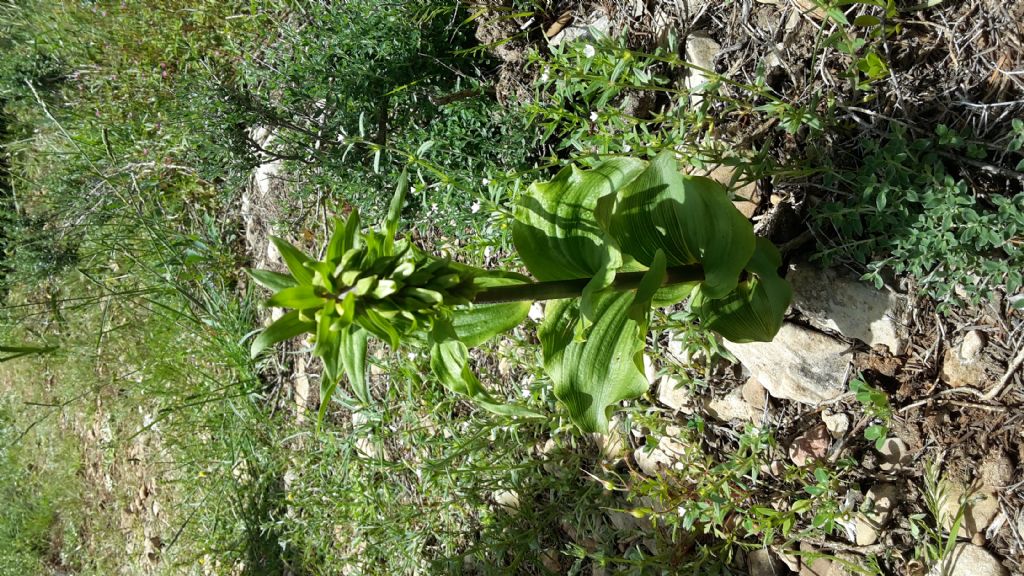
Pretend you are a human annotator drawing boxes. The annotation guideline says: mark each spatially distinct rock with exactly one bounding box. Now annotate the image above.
[854,482,898,545]
[548,10,611,46]
[742,377,769,412]
[633,430,687,476]
[876,437,912,472]
[541,549,562,573]
[644,354,657,385]
[492,489,520,510]
[748,548,789,576]
[788,261,906,355]
[706,385,757,422]
[821,411,850,439]
[789,423,831,467]
[941,331,998,389]
[684,33,721,106]
[700,164,759,219]
[723,323,851,404]
[926,543,1008,576]
[775,546,800,573]
[538,438,567,477]
[941,483,1000,540]
[961,330,986,359]
[657,374,697,414]
[665,334,690,365]
[979,452,1014,486]
[798,542,832,576]
[593,420,628,462]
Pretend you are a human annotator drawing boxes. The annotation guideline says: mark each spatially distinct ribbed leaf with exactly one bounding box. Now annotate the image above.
[692,238,792,342]
[247,269,297,293]
[358,307,401,348]
[608,151,755,298]
[267,285,327,310]
[327,209,361,262]
[512,158,646,281]
[251,310,315,358]
[629,249,666,322]
[429,319,540,418]
[341,327,370,405]
[384,169,409,255]
[270,236,314,286]
[539,292,649,433]
[451,275,531,347]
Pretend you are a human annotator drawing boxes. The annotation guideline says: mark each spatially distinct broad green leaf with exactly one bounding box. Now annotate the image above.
[341,327,370,405]
[429,319,540,418]
[315,303,342,383]
[513,158,646,281]
[326,209,361,262]
[451,274,532,347]
[384,169,409,255]
[267,285,327,310]
[247,269,297,292]
[629,249,666,322]
[539,292,648,433]
[251,310,315,358]
[451,301,530,347]
[358,307,401,348]
[270,236,315,286]
[307,261,336,291]
[691,238,792,343]
[608,150,755,298]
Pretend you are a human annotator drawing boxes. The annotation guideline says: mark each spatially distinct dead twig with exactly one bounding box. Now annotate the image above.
[980,341,1024,401]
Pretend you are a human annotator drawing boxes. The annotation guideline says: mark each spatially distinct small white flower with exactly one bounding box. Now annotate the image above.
[589,111,599,122]
[407,351,418,361]
[539,69,550,83]
[482,178,490,186]
[623,143,632,152]
[583,44,596,58]
[430,203,438,213]
[471,201,482,214]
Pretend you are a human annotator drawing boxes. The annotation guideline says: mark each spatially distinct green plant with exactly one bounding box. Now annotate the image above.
[252,151,792,432]
[816,123,1024,311]
[849,377,892,449]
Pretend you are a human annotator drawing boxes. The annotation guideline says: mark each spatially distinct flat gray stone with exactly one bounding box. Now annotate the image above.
[548,11,611,46]
[926,543,1008,576]
[788,261,906,355]
[748,548,789,576]
[941,483,1000,540]
[724,323,851,404]
[706,385,757,422]
[855,482,898,545]
[876,437,912,472]
[941,331,999,389]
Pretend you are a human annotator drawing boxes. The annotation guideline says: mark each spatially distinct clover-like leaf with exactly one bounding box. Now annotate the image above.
[691,237,792,342]
[539,291,648,433]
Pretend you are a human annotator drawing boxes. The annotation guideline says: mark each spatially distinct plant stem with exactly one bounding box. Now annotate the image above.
[471,265,704,304]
